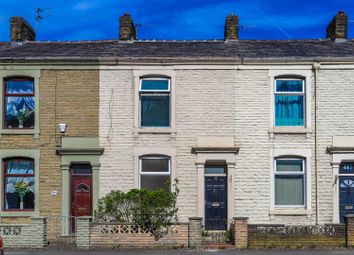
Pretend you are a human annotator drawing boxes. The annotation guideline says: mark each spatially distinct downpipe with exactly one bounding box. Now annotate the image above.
[313,62,320,225]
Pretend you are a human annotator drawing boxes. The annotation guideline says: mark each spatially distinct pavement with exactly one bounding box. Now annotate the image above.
[5,248,354,255]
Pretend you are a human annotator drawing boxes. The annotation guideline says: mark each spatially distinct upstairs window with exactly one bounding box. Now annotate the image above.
[4,158,35,211]
[4,78,35,129]
[139,156,171,190]
[139,78,170,127]
[274,158,305,206]
[274,79,304,126]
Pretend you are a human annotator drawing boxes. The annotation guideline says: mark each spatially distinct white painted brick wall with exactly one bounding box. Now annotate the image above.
[100,70,135,194]
[100,69,235,221]
[317,69,354,223]
[99,66,354,225]
[233,70,315,225]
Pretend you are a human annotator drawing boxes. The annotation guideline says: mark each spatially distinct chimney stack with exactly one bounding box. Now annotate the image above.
[119,13,136,41]
[224,14,239,41]
[10,17,35,43]
[326,11,348,42]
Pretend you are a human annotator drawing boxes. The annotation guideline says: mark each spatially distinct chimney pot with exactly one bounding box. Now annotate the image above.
[119,13,136,41]
[224,14,239,41]
[326,11,348,42]
[10,16,35,43]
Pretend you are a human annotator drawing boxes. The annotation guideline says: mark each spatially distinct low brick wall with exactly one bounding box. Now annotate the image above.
[89,222,188,249]
[248,224,346,248]
[0,217,47,248]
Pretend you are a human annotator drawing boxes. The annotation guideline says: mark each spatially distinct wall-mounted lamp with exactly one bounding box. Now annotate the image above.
[58,123,67,134]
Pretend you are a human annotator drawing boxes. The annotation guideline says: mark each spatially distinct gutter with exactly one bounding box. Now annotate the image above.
[0,56,354,66]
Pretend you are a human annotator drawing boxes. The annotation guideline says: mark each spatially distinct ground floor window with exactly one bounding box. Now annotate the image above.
[4,158,35,210]
[139,156,170,190]
[274,158,305,206]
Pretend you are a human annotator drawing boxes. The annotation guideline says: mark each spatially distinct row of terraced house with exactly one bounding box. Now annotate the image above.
[0,10,354,248]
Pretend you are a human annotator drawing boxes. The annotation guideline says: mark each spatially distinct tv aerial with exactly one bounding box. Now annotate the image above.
[35,7,52,34]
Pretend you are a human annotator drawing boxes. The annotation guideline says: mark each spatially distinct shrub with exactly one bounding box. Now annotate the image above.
[95,179,179,238]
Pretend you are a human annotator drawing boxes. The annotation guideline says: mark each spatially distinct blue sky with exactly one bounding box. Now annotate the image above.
[0,0,353,41]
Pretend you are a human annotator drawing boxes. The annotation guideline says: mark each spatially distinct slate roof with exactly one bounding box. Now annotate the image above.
[0,39,353,62]
[0,43,8,50]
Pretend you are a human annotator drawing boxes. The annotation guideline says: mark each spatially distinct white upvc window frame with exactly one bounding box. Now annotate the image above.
[139,77,171,92]
[269,148,312,219]
[138,155,171,189]
[274,157,306,208]
[139,77,171,128]
[274,78,305,127]
[268,69,312,136]
[133,70,176,135]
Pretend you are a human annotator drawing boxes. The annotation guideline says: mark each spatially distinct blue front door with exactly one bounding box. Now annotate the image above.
[339,176,354,223]
[205,176,227,230]
[339,163,354,223]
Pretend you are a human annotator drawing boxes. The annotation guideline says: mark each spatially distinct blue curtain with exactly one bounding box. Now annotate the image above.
[141,96,170,127]
[275,95,304,126]
[276,80,303,92]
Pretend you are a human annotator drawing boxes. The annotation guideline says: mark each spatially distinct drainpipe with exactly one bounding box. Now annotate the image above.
[313,62,320,225]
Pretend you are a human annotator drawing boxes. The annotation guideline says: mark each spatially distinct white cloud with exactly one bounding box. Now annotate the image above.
[73,1,96,11]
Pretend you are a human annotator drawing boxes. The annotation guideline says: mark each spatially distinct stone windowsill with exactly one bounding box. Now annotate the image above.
[269,208,312,216]
[0,128,40,138]
[133,128,176,136]
[268,127,312,137]
[0,211,39,217]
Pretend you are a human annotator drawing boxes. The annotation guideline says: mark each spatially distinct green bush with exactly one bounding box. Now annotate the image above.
[94,180,179,237]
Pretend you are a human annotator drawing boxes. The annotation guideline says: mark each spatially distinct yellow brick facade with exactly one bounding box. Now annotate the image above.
[0,69,99,223]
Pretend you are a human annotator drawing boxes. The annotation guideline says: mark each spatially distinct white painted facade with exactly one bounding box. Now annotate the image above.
[98,63,354,225]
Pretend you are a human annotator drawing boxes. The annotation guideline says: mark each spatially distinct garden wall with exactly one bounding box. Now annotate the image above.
[248,224,346,248]
[76,217,203,249]
[234,215,354,248]
[0,217,47,248]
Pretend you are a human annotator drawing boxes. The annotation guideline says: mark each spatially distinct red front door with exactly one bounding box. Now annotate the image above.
[70,164,92,232]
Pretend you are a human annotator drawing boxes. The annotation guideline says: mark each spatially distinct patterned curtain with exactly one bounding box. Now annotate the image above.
[6,97,35,121]
[5,160,35,210]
